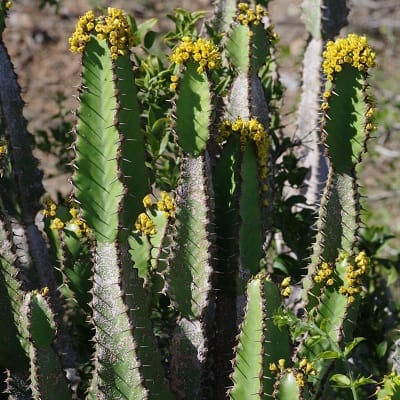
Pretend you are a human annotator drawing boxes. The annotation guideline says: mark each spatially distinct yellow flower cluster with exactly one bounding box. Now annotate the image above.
[280,276,291,298]
[365,105,377,133]
[42,198,90,235]
[68,207,91,236]
[235,3,267,26]
[314,261,334,286]
[269,358,315,388]
[322,33,376,81]
[320,90,332,111]
[269,358,287,374]
[157,192,176,219]
[68,10,96,53]
[142,194,153,209]
[135,212,157,236]
[50,217,64,231]
[42,197,57,218]
[170,74,179,92]
[0,144,7,157]
[170,36,221,74]
[32,287,50,297]
[94,7,136,60]
[299,358,316,376]
[339,251,370,304]
[295,359,316,387]
[69,8,136,60]
[219,117,270,181]
[5,1,12,10]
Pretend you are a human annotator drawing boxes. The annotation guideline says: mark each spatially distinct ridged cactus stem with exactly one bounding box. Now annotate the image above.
[168,34,218,397]
[212,0,237,34]
[23,291,72,400]
[296,0,349,206]
[298,33,376,397]
[70,9,172,398]
[0,14,43,223]
[0,3,77,380]
[168,154,215,399]
[229,273,290,399]
[212,3,275,395]
[89,242,148,399]
[0,199,29,372]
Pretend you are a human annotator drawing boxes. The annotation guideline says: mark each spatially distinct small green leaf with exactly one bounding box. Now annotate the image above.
[137,18,158,43]
[144,31,156,49]
[387,265,399,286]
[330,374,351,387]
[354,376,377,387]
[377,340,388,358]
[315,351,340,360]
[273,255,290,274]
[344,337,365,357]
[319,318,329,333]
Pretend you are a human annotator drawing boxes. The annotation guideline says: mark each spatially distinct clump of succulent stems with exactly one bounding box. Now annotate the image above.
[1,1,398,400]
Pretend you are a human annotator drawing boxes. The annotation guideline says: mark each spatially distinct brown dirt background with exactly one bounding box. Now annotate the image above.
[3,0,400,251]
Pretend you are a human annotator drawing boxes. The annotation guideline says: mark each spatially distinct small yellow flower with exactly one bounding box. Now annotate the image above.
[299,358,307,369]
[366,107,375,118]
[347,295,355,304]
[322,91,331,99]
[305,362,315,375]
[296,372,305,387]
[281,286,291,297]
[0,144,7,157]
[321,102,329,111]
[269,362,278,373]
[135,212,157,236]
[281,276,291,287]
[69,207,78,219]
[50,217,64,230]
[339,252,370,303]
[157,192,176,218]
[142,194,153,209]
